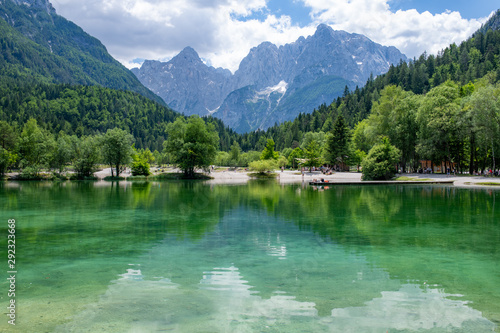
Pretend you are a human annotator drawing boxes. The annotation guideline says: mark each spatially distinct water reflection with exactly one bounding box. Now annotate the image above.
[1,181,499,332]
[56,247,495,332]
[200,266,255,293]
[327,284,494,331]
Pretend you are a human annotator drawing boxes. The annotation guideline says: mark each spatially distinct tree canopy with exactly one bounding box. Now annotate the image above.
[102,128,134,177]
[361,137,401,180]
[164,115,219,178]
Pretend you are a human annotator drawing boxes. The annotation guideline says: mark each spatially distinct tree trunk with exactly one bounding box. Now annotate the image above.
[492,138,495,174]
[469,136,475,175]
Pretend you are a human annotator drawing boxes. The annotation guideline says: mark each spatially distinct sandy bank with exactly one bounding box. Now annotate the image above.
[9,167,499,188]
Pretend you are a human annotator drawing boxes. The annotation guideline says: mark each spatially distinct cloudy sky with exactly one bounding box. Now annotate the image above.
[50,0,498,72]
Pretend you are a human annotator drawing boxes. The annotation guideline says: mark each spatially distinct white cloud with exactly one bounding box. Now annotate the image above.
[52,0,310,72]
[301,0,488,58]
[51,0,490,72]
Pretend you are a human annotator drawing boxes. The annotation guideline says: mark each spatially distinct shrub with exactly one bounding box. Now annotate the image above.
[361,138,401,180]
[131,159,151,176]
[103,176,125,181]
[249,159,278,174]
[16,166,43,180]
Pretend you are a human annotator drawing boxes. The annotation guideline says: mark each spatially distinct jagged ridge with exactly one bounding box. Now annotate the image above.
[133,24,407,133]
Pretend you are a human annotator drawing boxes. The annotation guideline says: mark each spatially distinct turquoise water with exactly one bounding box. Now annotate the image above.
[0,181,499,332]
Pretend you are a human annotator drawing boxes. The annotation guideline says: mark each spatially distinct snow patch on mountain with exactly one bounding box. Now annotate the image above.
[132,24,407,133]
[257,80,287,96]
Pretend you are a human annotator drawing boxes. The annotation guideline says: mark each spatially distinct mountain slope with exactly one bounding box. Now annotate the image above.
[477,9,500,35]
[133,24,407,133]
[0,0,164,104]
[132,47,232,114]
[254,13,500,153]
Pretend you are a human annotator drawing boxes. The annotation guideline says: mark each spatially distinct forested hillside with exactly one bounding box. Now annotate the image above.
[0,0,164,104]
[1,0,500,177]
[0,80,240,151]
[0,81,170,150]
[249,16,500,152]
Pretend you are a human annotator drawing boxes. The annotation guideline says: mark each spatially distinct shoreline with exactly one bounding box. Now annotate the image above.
[3,167,500,188]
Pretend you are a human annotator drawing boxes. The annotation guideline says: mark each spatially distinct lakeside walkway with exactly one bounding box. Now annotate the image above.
[201,169,499,188]
[10,167,495,188]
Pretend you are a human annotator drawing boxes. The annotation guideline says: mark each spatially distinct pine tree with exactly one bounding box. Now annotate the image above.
[325,114,350,169]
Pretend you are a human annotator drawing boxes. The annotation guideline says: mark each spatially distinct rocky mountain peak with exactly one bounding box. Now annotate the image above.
[10,0,55,14]
[133,24,407,133]
[172,46,203,64]
[314,23,333,37]
[477,9,500,35]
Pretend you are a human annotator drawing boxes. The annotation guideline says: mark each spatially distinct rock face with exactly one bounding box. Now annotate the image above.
[133,24,407,133]
[9,0,55,14]
[477,9,500,35]
[133,47,232,115]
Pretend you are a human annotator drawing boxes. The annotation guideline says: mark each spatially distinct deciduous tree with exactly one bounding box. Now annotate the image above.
[73,135,101,179]
[102,128,134,177]
[18,118,55,175]
[303,140,322,172]
[465,85,500,172]
[164,115,219,178]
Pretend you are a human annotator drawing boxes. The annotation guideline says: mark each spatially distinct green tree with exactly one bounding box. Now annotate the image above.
[51,132,74,175]
[102,128,134,177]
[215,151,230,166]
[361,137,401,180]
[277,155,288,168]
[287,147,303,169]
[303,140,322,172]
[131,149,152,176]
[365,86,420,172]
[229,141,241,167]
[260,139,279,160]
[0,121,17,151]
[240,151,261,167]
[324,114,350,168]
[18,118,55,175]
[152,150,163,166]
[73,135,101,179]
[351,119,372,153]
[391,94,420,172]
[321,118,334,132]
[0,121,18,176]
[465,85,500,171]
[416,81,465,171]
[300,131,326,150]
[351,149,367,172]
[0,147,17,176]
[164,115,219,178]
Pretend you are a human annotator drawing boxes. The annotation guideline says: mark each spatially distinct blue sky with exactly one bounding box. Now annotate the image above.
[391,0,497,19]
[51,0,498,71]
[258,0,498,25]
[245,0,497,25]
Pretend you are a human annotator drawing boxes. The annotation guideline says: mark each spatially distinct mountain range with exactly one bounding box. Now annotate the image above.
[132,25,407,133]
[0,0,499,156]
[1,0,407,134]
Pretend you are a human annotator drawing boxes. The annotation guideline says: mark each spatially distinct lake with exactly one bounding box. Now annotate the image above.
[0,181,499,332]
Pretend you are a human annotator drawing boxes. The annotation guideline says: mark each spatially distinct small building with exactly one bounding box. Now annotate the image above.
[419,160,457,174]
